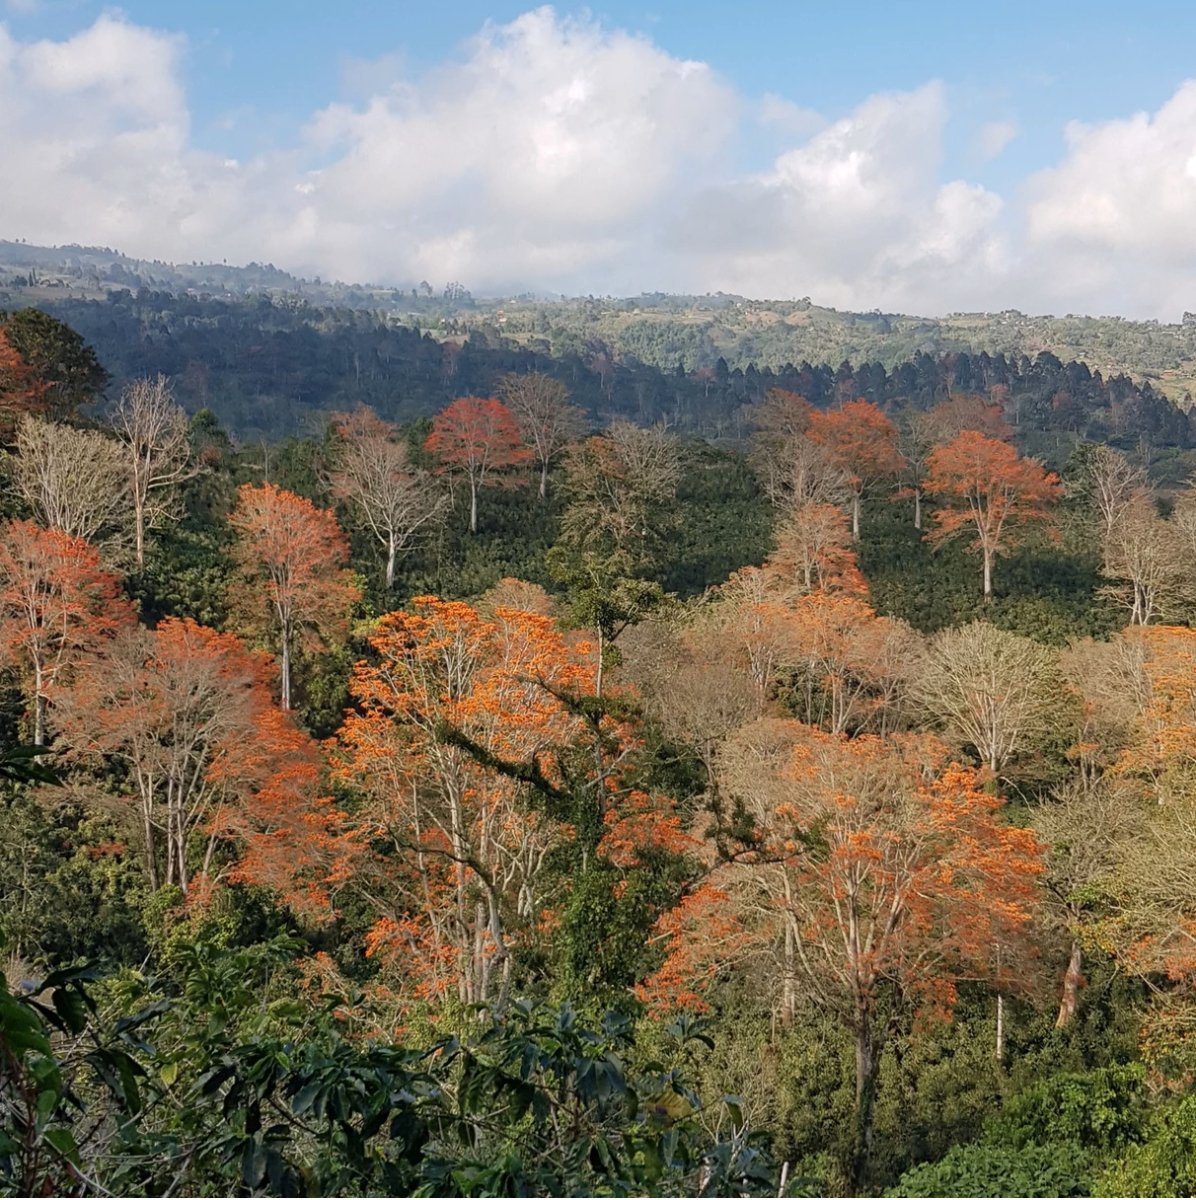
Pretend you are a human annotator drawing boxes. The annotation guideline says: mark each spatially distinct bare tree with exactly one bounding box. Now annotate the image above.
[9,416,129,550]
[499,372,586,499]
[620,610,758,795]
[111,375,198,569]
[327,407,447,590]
[1100,494,1187,625]
[897,410,938,531]
[914,621,1060,780]
[608,420,682,492]
[1033,778,1138,1028]
[1080,444,1148,539]
[775,436,849,513]
[1168,482,1196,563]
[557,422,683,573]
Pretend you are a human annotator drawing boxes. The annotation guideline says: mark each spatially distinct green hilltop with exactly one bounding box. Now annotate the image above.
[3,240,1196,404]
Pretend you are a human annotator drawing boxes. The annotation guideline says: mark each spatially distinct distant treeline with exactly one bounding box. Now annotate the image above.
[11,290,1194,464]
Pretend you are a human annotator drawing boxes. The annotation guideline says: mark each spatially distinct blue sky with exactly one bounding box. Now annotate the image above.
[3,1,1196,315]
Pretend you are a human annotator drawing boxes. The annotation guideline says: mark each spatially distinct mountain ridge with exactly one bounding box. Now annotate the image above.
[4,237,1196,407]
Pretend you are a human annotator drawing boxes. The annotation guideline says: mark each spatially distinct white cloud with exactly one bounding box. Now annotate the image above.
[1,8,1195,318]
[757,93,824,139]
[660,84,1010,312]
[288,7,739,287]
[0,15,197,255]
[976,118,1017,161]
[1023,83,1196,316]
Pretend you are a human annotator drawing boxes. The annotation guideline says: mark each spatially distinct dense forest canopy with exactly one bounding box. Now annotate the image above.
[6,297,1196,1197]
[0,282,1193,478]
[6,237,1196,411]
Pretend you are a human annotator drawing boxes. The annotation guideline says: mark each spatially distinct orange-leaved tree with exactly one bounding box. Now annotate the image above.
[0,328,49,435]
[640,720,1043,1187]
[766,501,868,599]
[924,431,1061,599]
[425,396,533,533]
[1098,624,1196,804]
[333,596,595,1012]
[807,399,905,539]
[58,617,350,908]
[925,392,1013,444]
[785,592,918,736]
[229,483,360,711]
[0,520,132,744]
[705,505,872,718]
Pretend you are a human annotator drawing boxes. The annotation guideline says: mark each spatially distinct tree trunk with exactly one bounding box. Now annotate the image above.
[1056,941,1084,1028]
[851,1019,877,1191]
[174,804,188,897]
[781,912,798,1026]
[32,662,45,747]
[913,487,922,531]
[280,622,292,711]
[995,992,1006,1064]
[142,799,159,892]
[385,533,397,591]
[594,623,605,698]
[134,496,146,570]
[469,476,478,534]
[983,545,993,601]
[539,458,548,500]
[851,492,861,541]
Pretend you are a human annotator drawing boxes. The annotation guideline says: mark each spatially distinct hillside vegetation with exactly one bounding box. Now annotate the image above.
[5,240,1196,403]
[7,286,1196,1197]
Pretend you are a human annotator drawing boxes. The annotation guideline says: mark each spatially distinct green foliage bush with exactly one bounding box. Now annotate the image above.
[888,1140,1092,1197]
[0,933,776,1197]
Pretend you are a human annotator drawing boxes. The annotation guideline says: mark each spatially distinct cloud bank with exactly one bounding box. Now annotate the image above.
[2,7,1196,318]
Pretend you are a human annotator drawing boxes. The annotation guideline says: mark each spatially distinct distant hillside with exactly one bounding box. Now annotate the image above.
[5,240,1196,404]
[448,295,1196,408]
[4,289,1192,486]
[0,239,477,316]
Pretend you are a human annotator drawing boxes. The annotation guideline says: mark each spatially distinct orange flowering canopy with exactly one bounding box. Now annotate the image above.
[807,399,906,537]
[425,396,531,471]
[425,396,533,532]
[229,482,360,709]
[807,399,905,488]
[59,617,350,915]
[767,502,868,598]
[1109,625,1196,803]
[641,723,1044,1027]
[924,431,1061,597]
[334,596,596,1009]
[0,328,49,432]
[0,518,132,744]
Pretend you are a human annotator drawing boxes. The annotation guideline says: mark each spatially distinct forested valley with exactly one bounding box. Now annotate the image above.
[6,297,1196,1197]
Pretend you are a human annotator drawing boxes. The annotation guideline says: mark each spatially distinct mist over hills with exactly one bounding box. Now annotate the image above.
[4,238,1196,461]
[5,237,1196,396]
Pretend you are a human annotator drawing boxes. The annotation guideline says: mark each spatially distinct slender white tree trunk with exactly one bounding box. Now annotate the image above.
[1056,942,1084,1028]
[32,660,45,746]
[995,992,1006,1064]
[280,618,292,710]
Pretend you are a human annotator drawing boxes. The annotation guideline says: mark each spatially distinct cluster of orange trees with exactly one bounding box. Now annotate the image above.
[10,335,1196,1184]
